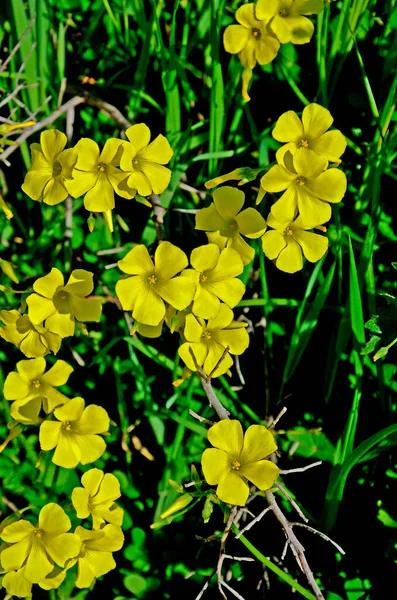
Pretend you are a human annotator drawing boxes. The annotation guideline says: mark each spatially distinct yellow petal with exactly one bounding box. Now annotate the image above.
[260,164,295,192]
[133,286,166,326]
[216,471,249,505]
[99,138,124,165]
[74,138,100,170]
[55,396,85,421]
[276,239,303,273]
[298,188,331,228]
[155,241,188,280]
[273,110,303,142]
[217,326,249,355]
[4,371,32,400]
[207,420,244,458]
[72,487,91,518]
[255,36,280,65]
[41,359,73,386]
[235,207,267,238]
[190,244,220,272]
[43,532,81,567]
[70,296,102,323]
[139,134,173,164]
[192,286,221,319]
[223,24,249,54]
[235,3,258,27]
[58,147,78,179]
[270,186,299,223]
[26,294,55,324]
[21,148,52,200]
[116,276,145,310]
[293,228,328,262]
[157,276,196,311]
[64,268,94,296]
[183,314,204,341]
[293,148,327,178]
[125,123,151,151]
[76,434,107,465]
[213,186,245,221]
[201,448,230,485]
[24,539,53,583]
[39,421,62,450]
[178,341,207,371]
[305,168,347,203]
[2,567,33,597]
[39,502,71,534]
[33,267,64,298]
[42,175,69,206]
[11,397,42,424]
[40,129,67,163]
[1,519,34,542]
[118,245,154,275]
[229,234,255,265]
[256,0,279,20]
[83,176,115,211]
[20,330,50,358]
[126,169,153,196]
[311,130,346,162]
[302,103,333,139]
[239,460,280,490]
[207,279,245,309]
[52,435,81,468]
[262,230,287,260]
[240,424,277,463]
[195,203,228,231]
[74,404,110,434]
[65,170,98,198]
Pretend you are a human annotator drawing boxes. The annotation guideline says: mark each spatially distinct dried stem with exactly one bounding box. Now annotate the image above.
[0,16,36,74]
[216,506,237,599]
[291,522,345,555]
[274,482,309,523]
[280,461,322,475]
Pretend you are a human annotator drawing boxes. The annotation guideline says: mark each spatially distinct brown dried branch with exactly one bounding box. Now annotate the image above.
[216,506,237,599]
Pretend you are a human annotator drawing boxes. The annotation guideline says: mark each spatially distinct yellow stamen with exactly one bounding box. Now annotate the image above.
[63,421,72,431]
[296,177,306,186]
[98,164,106,172]
[251,28,261,38]
[148,274,158,285]
[279,8,288,16]
[231,460,241,471]
[315,225,327,232]
[31,379,41,389]
[202,331,211,340]
[229,222,238,230]
[299,139,309,148]
[284,226,293,237]
[200,273,208,283]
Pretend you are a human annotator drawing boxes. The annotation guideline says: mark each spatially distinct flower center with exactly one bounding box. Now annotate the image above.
[284,226,293,237]
[31,379,41,388]
[16,315,36,334]
[133,159,139,166]
[62,421,72,431]
[202,331,212,340]
[53,289,71,314]
[299,139,309,148]
[279,8,288,17]
[52,161,62,176]
[33,528,43,537]
[251,28,261,38]
[231,460,241,471]
[296,177,306,186]
[98,163,106,173]
[199,273,208,283]
[148,274,158,285]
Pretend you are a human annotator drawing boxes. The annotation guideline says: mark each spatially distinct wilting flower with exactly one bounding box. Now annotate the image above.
[256,0,324,45]
[116,242,197,327]
[260,151,347,227]
[3,357,73,424]
[195,187,266,265]
[262,213,328,272]
[178,304,249,377]
[190,244,245,319]
[72,469,124,530]
[0,310,62,358]
[39,397,110,468]
[26,268,102,338]
[272,103,346,164]
[202,420,280,505]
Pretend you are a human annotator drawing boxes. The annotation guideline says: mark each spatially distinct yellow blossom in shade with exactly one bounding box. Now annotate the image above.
[178,305,249,377]
[260,151,347,228]
[202,420,280,506]
[0,310,62,358]
[116,242,198,327]
[39,397,110,469]
[195,186,267,265]
[1,564,67,597]
[272,103,347,165]
[0,503,81,584]
[3,357,73,424]
[21,129,77,206]
[26,268,102,338]
[117,123,174,198]
[65,138,126,212]
[190,244,245,319]
[256,0,324,45]
[262,213,328,273]
[72,469,124,530]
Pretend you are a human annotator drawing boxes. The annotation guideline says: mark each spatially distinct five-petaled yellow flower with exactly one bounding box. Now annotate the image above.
[72,469,124,530]
[1,564,67,597]
[39,397,110,468]
[261,213,328,273]
[3,357,73,424]
[202,420,280,505]
[256,0,324,45]
[116,242,198,327]
[26,268,102,338]
[0,310,62,358]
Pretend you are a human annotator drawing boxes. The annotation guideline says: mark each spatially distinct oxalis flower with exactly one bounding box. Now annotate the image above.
[72,468,124,530]
[201,420,280,506]
[260,151,347,228]
[116,241,198,327]
[26,267,102,338]
[195,186,267,265]
[1,564,66,598]
[0,503,81,584]
[256,0,324,45]
[3,357,73,424]
[261,213,328,273]
[0,310,62,358]
[178,304,249,377]
[21,129,77,206]
[39,397,110,468]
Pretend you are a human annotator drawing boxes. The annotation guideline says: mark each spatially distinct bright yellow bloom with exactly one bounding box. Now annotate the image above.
[1,565,66,598]
[178,304,249,377]
[262,213,328,273]
[260,151,347,228]
[190,244,245,319]
[21,129,77,205]
[39,397,110,468]
[195,186,266,265]
[116,242,198,326]
[118,124,173,197]
[202,420,280,505]
[272,103,346,165]
[256,0,324,45]
[72,469,124,530]
[3,357,73,424]
[0,503,81,584]
[0,310,62,358]
[26,268,102,338]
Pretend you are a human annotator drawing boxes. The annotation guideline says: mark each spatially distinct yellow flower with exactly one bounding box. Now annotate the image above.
[26,268,102,338]
[0,503,81,584]
[65,138,126,212]
[116,242,198,326]
[0,310,62,358]
[72,468,124,530]
[202,420,280,505]
[1,564,66,598]
[260,151,347,228]
[262,213,328,273]
[256,0,324,45]
[195,186,267,265]
[39,397,110,469]
[272,103,347,165]
[3,357,73,424]
[118,123,174,197]
[21,129,77,206]
[190,244,245,319]
[223,4,280,69]
[178,304,249,377]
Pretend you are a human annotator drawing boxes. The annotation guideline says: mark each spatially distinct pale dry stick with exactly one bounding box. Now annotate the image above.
[0,83,39,109]
[234,506,273,539]
[15,41,37,87]
[66,84,132,130]
[274,482,309,523]
[220,580,246,600]
[188,347,230,421]
[280,461,322,475]
[0,15,36,74]
[194,578,211,600]
[223,555,255,562]
[267,406,287,430]
[188,408,214,426]
[216,506,238,600]
[209,345,231,378]
[291,523,345,556]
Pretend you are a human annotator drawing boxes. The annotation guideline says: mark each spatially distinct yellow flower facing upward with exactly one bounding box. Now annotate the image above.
[0,310,62,358]
[1,564,67,598]
[195,186,267,265]
[260,151,347,228]
[256,0,324,45]
[21,129,77,206]
[178,304,249,377]
[0,503,81,584]
[26,268,102,338]
[72,469,124,530]
[262,213,328,273]
[202,420,280,506]
[116,242,198,327]
[3,357,73,424]
[39,397,110,468]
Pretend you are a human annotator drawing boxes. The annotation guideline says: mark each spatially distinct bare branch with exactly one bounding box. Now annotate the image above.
[0,15,37,74]
[188,409,214,426]
[291,523,345,555]
[274,482,309,523]
[267,407,287,430]
[217,506,238,600]
[235,506,272,539]
[220,580,246,600]
[280,461,322,475]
